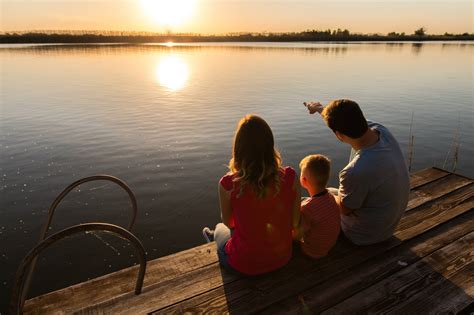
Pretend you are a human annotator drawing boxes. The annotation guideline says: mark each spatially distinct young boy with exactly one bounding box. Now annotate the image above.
[294,154,340,258]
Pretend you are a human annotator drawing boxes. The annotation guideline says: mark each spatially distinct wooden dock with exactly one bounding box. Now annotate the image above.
[23,167,474,314]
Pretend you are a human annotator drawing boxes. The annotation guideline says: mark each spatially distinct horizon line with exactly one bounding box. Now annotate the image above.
[2,28,473,37]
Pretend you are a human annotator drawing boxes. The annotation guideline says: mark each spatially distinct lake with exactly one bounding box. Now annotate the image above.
[0,42,472,309]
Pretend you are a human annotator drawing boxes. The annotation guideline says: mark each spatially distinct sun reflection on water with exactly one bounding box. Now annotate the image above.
[156,55,189,91]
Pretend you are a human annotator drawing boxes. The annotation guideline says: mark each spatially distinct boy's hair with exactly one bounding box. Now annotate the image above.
[299,154,331,188]
[321,99,368,139]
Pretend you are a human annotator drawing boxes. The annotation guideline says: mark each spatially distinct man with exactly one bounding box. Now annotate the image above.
[305,99,410,245]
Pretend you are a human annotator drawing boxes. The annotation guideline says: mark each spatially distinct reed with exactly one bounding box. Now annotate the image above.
[443,114,461,172]
[407,111,415,172]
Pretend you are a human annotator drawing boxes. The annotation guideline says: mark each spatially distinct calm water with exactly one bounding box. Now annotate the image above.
[0,42,473,309]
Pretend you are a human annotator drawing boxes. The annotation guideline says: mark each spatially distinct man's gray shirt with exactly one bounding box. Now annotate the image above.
[339,121,410,245]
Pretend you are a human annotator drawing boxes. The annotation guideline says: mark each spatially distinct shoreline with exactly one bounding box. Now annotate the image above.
[1,34,473,44]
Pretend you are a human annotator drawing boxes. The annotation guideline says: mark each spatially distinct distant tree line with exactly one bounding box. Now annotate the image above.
[1,28,472,44]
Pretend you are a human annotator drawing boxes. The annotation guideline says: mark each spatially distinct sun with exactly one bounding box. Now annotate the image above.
[141,0,197,27]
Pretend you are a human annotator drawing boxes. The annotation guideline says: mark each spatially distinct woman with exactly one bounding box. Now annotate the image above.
[203,114,300,275]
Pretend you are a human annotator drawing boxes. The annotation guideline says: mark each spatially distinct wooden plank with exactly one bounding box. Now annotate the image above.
[458,302,474,315]
[409,167,450,189]
[150,244,395,314]
[24,242,218,314]
[150,182,474,314]
[396,183,473,240]
[406,174,472,211]
[75,262,241,315]
[259,210,474,314]
[77,238,393,314]
[394,265,473,314]
[321,232,474,314]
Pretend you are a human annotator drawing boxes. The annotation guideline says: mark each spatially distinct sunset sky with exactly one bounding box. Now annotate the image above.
[1,0,472,34]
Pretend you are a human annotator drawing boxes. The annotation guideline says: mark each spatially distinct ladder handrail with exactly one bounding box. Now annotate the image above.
[22,175,138,305]
[42,175,138,238]
[10,223,147,315]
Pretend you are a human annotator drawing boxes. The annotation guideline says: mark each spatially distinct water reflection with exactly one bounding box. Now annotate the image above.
[3,42,471,57]
[411,43,424,54]
[156,55,189,91]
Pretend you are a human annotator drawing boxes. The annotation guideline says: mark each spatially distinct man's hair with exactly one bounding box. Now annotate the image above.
[299,154,331,188]
[321,99,368,139]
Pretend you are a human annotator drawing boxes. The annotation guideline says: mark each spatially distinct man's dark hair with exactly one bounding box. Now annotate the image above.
[321,99,368,139]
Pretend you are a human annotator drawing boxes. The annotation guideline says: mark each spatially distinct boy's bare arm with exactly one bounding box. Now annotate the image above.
[293,209,314,241]
[292,225,304,241]
[291,175,303,240]
[291,175,302,230]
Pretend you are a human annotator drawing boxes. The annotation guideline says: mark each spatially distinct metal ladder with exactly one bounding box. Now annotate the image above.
[9,175,147,315]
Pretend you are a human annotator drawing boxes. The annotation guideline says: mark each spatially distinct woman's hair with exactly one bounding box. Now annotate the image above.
[229,114,282,198]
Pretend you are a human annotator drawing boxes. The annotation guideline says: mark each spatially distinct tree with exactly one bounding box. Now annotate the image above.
[414,27,426,36]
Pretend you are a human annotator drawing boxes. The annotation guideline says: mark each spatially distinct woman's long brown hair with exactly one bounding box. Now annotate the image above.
[228,115,282,198]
